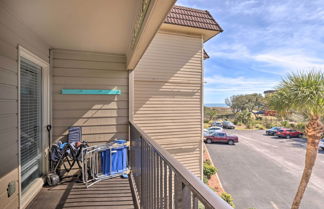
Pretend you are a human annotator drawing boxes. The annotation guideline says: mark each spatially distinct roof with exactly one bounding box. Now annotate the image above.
[164,5,223,32]
[203,50,210,59]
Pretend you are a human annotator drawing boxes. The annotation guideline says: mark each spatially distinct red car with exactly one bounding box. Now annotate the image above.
[276,129,303,139]
[204,132,238,145]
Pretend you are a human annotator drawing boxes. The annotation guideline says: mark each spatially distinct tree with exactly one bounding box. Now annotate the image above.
[204,106,218,122]
[225,93,265,114]
[269,71,324,209]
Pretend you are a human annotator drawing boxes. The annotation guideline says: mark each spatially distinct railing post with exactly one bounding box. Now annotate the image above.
[174,176,183,209]
[182,184,192,209]
[192,195,198,209]
[169,167,173,209]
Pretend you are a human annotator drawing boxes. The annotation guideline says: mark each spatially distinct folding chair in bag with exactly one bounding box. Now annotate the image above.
[47,127,87,185]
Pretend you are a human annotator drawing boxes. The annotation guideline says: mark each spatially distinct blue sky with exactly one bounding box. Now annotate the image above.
[177,0,324,104]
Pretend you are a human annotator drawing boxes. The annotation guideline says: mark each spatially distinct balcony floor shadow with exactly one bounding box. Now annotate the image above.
[26,177,135,209]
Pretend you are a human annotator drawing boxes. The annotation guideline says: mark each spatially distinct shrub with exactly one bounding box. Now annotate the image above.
[289,123,296,128]
[203,161,217,179]
[204,159,211,165]
[220,192,235,208]
[296,123,306,131]
[280,120,289,127]
[203,176,208,184]
[255,124,265,130]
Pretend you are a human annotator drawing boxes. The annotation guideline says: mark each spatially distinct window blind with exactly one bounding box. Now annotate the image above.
[20,57,42,191]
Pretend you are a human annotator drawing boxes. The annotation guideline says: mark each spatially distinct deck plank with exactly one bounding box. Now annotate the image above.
[26,178,135,209]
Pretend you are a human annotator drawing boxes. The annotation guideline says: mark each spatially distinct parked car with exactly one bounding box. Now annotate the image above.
[276,129,303,139]
[211,121,223,127]
[319,139,324,150]
[208,127,223,132]
[266,127,282,136]
[204,132,238,145]
[204,127,223,136]
[254,110,265,114]
[222,121,235,129]
[203,129,209,137]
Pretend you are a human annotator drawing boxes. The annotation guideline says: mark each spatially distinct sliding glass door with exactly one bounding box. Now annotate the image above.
[20,57,43,192]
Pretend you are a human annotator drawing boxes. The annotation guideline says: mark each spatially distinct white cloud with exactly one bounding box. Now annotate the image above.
[204,75,278,98]
[253,52,324,72]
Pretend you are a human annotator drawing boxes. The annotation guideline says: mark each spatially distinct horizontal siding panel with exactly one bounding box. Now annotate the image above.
[0,39,17,61]
[0,68,17,86]
[53,50,126,63]
[0,3,49,208]
[0,114,17,133]
[135,81,201,88]
[52,49,129,145]
[53,124,128,136]
[53,109,128,118]
[134,32,203,177]
[0,100,17,114]
[53,101,128,110]
[53,59,126,70]
[53,77,127,86]
[0,84,17,100]
[53,68,128,78]
[0,128,17,151]
[0,6,49,61]
[53,76,128,85]
[53,117,128,127]
[0,56,17,73]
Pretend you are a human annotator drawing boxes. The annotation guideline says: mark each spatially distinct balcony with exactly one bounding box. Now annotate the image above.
[27,122,232,209]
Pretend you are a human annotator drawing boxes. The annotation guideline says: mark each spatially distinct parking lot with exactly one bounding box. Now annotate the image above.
[206,129,324,209]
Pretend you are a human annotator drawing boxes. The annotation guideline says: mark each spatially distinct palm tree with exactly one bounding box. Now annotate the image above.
[269,71,324,209]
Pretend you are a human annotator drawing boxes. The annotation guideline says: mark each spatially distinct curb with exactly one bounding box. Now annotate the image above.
[203,143,225,193]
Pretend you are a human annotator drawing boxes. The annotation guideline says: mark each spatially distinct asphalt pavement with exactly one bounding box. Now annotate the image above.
[206,129,324,209]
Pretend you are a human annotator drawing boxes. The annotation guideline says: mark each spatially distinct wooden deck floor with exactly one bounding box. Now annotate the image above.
[27,178,135,209]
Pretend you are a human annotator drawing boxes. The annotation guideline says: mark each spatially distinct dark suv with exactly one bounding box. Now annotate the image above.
[222,121,235,129]
[266,127,282,136]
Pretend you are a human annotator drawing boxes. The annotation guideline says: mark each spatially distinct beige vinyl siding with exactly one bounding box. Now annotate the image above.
[52,49,128,144]
[133,32,203,177]
[0,2,50,209]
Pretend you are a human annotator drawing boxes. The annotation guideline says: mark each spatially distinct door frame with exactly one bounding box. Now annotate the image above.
[18,46,50,209]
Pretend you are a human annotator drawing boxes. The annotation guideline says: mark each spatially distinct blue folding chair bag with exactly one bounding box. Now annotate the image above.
[68,127,82,143]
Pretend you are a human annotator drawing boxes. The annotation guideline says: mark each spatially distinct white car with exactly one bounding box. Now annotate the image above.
[204,127,223,136]
[208,127,223,132]
[319,139,324,150]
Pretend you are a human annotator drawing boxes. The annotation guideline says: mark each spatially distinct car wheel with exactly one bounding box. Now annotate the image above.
[298,134,302,138]
[321,147,324,151]
[206,139,212,144]
[228,140,234,145]
[286,135,291,139]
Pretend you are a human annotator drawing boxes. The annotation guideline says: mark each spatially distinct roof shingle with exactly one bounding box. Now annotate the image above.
[164,5,223,32]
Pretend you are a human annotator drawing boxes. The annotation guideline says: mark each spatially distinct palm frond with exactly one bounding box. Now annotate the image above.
[270,70,324,117]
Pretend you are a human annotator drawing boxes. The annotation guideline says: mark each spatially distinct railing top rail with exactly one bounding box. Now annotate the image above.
[130,120,233,209]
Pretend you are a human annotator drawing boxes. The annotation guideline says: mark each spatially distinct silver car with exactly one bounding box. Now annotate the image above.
[319,139,324,150]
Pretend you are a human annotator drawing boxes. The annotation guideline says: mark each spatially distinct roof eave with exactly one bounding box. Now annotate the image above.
[161,23,222,42]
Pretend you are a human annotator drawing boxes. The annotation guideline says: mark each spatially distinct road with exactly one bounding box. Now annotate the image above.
[206,130,324,209]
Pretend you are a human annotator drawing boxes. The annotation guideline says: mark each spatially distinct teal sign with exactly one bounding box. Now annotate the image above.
[61,89,121,95]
